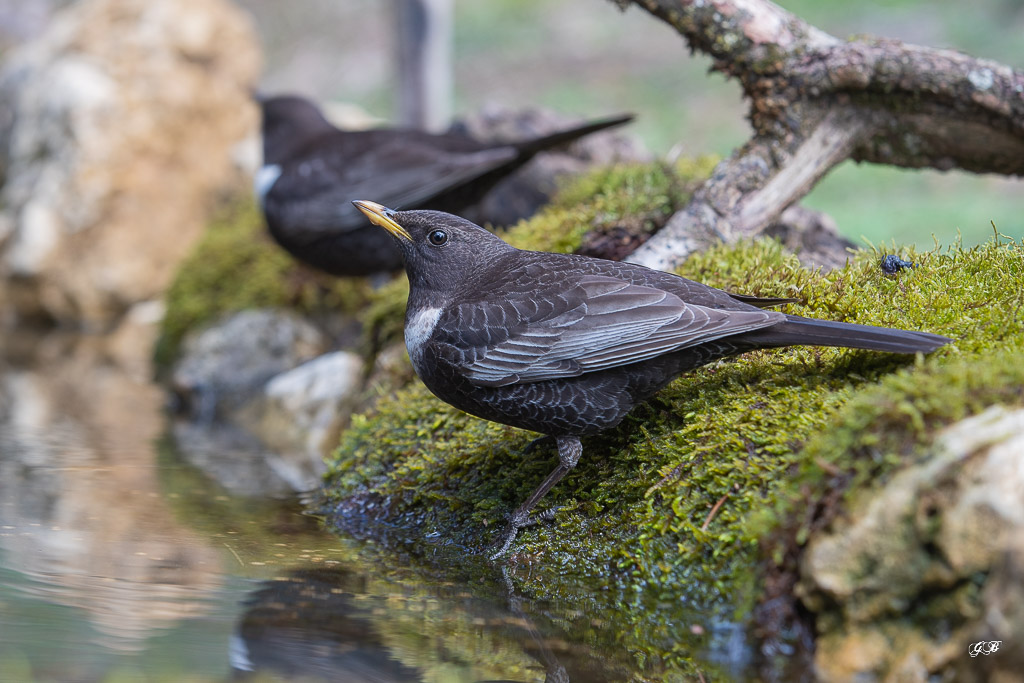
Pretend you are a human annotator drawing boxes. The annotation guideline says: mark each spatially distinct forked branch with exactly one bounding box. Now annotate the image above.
[612,0,1024,270]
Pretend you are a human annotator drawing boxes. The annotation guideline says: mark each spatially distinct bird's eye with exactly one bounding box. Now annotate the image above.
[428,229,448,246]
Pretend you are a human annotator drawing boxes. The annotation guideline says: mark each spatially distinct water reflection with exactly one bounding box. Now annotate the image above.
[0,329,736,681]
[0,329,338,681]
[233,568,431,681]
[232,566,629,683]
[0,332,224,651]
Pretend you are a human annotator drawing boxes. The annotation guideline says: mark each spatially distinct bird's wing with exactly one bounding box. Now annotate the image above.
[266,141,518,234]
[454,275,783,387]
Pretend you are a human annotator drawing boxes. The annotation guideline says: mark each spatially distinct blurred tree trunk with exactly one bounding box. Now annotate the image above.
[394,0,453,132]
[612,0,1024,270]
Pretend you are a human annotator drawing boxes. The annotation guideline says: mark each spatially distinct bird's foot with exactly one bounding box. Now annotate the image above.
[488,508,558,560]
[489,526,520,561]
[489,437,581,560]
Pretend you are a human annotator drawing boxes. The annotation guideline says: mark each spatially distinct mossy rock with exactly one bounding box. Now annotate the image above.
[154,199,378,370]
[154,158,1023,675]
[319,220,1023,671]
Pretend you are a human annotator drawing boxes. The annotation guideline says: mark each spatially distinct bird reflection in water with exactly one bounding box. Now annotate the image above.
[230,566,627,682]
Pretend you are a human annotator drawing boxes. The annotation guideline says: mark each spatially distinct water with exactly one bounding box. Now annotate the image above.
[0,330,327,681]
[0,329,764,682]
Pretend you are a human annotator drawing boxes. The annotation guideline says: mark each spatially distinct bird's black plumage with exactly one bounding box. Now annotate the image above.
[353,201,951,556]
[256,95,634,276]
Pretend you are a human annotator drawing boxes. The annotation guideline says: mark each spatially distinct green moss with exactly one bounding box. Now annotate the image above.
[360,275,411,359]
[321,230,1023,671]
[155,200,376,369]
[504,156,718,254]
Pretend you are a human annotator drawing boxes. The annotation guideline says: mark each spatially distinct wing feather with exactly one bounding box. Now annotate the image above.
[459,274,781,387]
[267,143,518,236]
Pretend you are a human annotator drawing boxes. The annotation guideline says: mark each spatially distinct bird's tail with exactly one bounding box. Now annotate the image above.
[746,315,951,354]
[516,114,635,157]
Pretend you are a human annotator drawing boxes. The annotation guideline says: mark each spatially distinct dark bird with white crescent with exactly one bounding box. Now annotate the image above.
[353,200,951,556]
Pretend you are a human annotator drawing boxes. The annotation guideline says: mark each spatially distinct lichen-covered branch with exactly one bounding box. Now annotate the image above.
[613,0,1024,270]
[612,0,837,73]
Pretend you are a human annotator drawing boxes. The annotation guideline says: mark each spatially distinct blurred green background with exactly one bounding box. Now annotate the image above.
[247,0,1022,248]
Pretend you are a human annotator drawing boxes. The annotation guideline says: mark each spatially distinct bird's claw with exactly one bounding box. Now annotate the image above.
[488,507,559,560]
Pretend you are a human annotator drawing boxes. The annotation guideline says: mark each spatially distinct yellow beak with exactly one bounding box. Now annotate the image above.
[352,200,411,241]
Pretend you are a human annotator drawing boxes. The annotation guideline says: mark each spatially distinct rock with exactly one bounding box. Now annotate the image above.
[104,299,167,381]
[959,544,1024,683]
[235,350,365,483]
[362,341,417,401]
[0,0,261,327]
[0,1,59,54]
[449,105,649,228]
[171,309,328,420]
[799,406,1024,681]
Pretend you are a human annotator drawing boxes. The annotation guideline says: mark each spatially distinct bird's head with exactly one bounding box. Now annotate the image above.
[353,201,515,292]
[258,95,337,164]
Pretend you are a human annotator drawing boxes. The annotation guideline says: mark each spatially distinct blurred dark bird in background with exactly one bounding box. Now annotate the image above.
[255,95,633,276]
[353,201,952,556]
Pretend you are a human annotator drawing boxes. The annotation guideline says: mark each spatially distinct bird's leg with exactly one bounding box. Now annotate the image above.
[509,436,582,528]
[490,436,582,559]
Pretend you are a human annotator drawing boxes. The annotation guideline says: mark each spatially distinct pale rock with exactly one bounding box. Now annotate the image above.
[104,299,166,381]
[236,351,365,488]
[171,309,328,420]
[0,0,261,326]
[800,406,1024,682]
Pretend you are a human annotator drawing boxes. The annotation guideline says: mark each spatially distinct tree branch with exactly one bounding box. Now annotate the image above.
[614,0,1024,270]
